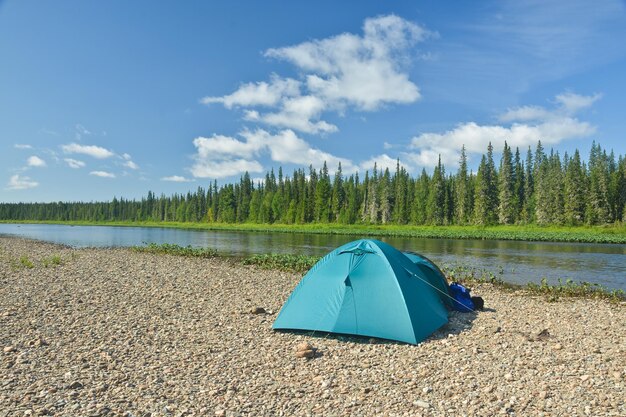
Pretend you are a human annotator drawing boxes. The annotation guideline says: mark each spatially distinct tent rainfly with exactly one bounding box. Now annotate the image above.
[272,239,449,345]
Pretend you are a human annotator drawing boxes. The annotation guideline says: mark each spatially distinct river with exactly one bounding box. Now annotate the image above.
[1,223,624,291]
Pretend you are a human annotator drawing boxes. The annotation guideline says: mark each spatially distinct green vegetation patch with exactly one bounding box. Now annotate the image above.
[444,264,625,303]
[131,243,218,258]
[10,254,64,270]
[42,255,63,268]
[242,253,321,272]
[525,278,625,303]
[19,255,35,269]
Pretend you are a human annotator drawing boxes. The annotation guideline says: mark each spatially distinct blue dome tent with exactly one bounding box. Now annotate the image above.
[403,251,453,309]
[273,239,449,345]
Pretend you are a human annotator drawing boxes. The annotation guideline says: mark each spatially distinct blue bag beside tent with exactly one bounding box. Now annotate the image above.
[273,239,449,345]
[448,282,475,312]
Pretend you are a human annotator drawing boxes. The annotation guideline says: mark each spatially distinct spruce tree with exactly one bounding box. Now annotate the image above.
[513,147,524,223]
[615,156,626,222]
[485,142,499,223]
[455,145,470,224]
[534,149,551,225]
[498,142,515,224]
[411,169,429,224]
[522,147,534,223]
[379,168,392,224]
[564,150,586,225]
[473,155,489,225]
[331,163,345,222]
[392,161,409,224]
[367,165,380,223]
[314,162,332,222]
[305,166,317,223]
[587,142,611,224]
[427,156,446,225]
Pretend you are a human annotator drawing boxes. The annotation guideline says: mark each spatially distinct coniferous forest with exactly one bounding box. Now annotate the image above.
[2,141,625,226]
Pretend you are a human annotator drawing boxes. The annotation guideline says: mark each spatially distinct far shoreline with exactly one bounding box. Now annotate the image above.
[1,219,626,244]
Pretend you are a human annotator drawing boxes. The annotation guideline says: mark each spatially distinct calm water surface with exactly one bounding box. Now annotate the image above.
[1,223,624,291]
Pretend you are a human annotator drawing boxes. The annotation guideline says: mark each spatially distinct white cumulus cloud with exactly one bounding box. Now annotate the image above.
[201,76,300,108]
[7,174,38,190]
[203,15,430,134]
[27,156,46,168]
[359,154,407,173]
[89,171,116,178]
[266,14,430,111]
[190,129,354,179]
[64,158,86,169]
[244,95,338,134]
[62,143,114,159]
[409,92,600,168]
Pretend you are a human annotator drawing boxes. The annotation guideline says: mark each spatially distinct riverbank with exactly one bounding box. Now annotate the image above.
[1,236,624,416]
[2,219,626,244]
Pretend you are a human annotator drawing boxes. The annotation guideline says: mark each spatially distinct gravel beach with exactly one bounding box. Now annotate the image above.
[1,236,624,417]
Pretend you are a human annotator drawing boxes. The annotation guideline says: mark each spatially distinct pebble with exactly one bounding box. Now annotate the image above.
[295,342,313,352]
[1,236,624,417]
[414,400,430,408]
[67,381,83,390]
[295,350,314,359]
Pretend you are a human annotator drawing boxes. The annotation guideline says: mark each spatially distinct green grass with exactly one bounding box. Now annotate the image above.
[42,255,63,268]
[443,263,625,303]
[4,219,626,244]
[131,243,218,258]
[19,255,34,269]
[242,253,321,272]
[525,278,625,303]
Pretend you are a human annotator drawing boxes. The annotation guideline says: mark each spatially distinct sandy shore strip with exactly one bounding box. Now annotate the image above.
[0,236,624,417]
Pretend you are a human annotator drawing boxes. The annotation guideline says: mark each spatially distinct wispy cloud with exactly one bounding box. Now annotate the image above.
[39,128,59,136]
[62,143,115,159]
[123,160,139,170]
[64,158,85,169]
[202,15,431,134]
[26,156,46,168]
[422,0,626,104]
[554,92,602,114]
[89,170,115,178]
[161,175,194,182]
[14,144,33,150]
[75,124,92,140]
[6,174,38,190]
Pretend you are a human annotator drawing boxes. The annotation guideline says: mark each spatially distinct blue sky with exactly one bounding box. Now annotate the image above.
[2,0,626,202]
